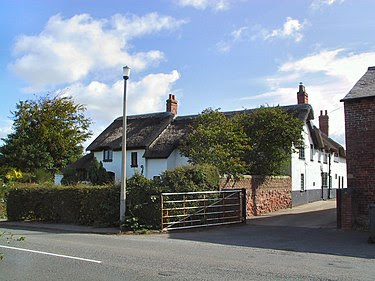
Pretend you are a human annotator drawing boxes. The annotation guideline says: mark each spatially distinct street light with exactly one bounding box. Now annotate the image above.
[120,66,130,224]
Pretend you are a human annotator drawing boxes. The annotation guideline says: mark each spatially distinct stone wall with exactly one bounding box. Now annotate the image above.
[343,97,375,228]
[220,176,292,217]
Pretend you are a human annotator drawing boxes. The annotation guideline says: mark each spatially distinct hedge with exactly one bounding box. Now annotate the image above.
[7,184,120,226]
[6,164,220,228]
[160,164,220,193]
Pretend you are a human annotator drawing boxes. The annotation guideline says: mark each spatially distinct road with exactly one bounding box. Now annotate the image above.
[0,202,374,281]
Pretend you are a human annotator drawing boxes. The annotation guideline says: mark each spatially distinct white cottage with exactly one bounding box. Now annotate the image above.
[84,88,346,206]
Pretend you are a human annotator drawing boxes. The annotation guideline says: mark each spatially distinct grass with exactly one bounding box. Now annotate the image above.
[0,201,6,219]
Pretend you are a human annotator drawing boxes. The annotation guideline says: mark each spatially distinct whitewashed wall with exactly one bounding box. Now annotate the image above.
[291,124,347,192]
[94,149,146,183]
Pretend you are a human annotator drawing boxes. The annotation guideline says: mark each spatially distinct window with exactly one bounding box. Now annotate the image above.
[322,172,328,187]
[131,152,138,167]
[323,151,328,164]
[334,152,339,163]
[341,177,344,189]
[300,173,305,192]
[103,149,113,162]
[310,144,314,161]
[299,147,305,160]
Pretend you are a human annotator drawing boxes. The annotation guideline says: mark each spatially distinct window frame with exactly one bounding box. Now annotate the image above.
[310,144,314,161]
[299,147,305,160]
[130,151,138,168]
[103,148,113,162]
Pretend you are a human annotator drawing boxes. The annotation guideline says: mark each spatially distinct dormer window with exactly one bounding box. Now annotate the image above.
[103,149,113,162]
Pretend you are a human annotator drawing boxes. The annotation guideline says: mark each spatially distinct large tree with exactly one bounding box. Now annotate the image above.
[179,109,250,177]
[235,107,304,175]
[180,107,304,176]
[0,95,91,173]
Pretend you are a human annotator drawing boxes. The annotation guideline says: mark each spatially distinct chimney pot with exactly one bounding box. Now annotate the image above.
[166,94,178,115]
[297,83,308,104]
[319,109,329,136]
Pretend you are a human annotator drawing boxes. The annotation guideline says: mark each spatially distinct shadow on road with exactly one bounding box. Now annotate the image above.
[167,208,374,259]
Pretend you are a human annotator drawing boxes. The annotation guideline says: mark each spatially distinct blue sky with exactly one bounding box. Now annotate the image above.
[1,0,375,147]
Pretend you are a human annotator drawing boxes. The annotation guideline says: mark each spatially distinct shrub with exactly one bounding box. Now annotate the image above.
[61,167,78,185]
[6,184,120,226]
[33,168,53,184]
[126,174,162,229]
[160,164,220,193]
[87,160,111,185]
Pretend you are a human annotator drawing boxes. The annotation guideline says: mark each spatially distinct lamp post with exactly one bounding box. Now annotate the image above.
[120,66,130,224]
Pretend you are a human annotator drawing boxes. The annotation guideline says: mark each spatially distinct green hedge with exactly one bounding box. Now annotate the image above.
[160,164,220,193]
[6,164,220,228]
[7,184,119,226]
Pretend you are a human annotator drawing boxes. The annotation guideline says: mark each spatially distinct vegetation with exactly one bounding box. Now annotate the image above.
[160,164,220,193]
[180,107,304,176]
[6,164,220,229]
[0,94,91,175]
[179,109,249,177]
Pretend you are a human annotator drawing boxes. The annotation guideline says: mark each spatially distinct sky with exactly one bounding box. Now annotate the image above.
[1,0,375,148]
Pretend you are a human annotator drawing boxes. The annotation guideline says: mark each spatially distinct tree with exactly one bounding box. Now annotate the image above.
[179,109,250,176]
[0,94,91,174]
[180,107,304,176]
[236,106,304,175]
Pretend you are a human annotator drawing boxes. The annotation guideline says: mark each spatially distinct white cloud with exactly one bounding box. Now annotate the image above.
[311,0,344,9]
[263,17,306,42]
[10,13,186,92]
[0,120,13,144]
[64,70,180,131]
[241,49,375,145]
[216,26,250,53]
[176,0,231,11]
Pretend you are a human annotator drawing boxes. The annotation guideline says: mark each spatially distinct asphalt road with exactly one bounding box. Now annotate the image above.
[0,203,374,281]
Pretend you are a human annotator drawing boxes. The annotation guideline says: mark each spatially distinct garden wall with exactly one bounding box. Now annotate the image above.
[220,175,292,216]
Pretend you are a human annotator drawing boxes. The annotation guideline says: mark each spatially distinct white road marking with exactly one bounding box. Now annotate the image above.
[0,245,102,264]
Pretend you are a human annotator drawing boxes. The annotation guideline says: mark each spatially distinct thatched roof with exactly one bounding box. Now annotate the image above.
[86,112,174,151]
[66,152,94,171]
[87,103,345,159]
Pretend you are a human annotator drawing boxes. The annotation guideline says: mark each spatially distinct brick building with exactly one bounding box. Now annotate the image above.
[340,66,375,228]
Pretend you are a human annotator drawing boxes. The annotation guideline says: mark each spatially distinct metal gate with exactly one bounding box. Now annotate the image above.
[161,189,246,231]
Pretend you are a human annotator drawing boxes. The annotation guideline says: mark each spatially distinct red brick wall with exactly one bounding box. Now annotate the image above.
[220,176,292,217]
[344,97,375,228]
[337,189,352,229]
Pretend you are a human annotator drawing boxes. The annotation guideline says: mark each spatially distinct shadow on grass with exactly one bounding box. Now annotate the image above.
[167,208,374,259]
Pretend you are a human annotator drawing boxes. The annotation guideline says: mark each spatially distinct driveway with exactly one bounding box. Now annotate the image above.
[249,199,337,228]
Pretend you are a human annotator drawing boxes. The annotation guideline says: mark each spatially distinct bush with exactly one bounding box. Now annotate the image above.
[160,164,220,193]
[61,168,78,185]
[88,160,111,185]
[33,168,53,184]
[7,184,120,226]
[126,174,162,229]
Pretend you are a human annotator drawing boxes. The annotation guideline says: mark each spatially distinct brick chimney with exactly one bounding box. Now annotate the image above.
[319,110,329,136]
[166,94,178,115]
[297,82,308,104]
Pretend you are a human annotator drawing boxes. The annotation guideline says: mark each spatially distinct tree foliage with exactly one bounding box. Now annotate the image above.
[0,95,91,174]
[180,107,304,176]
[179,109,250,177]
